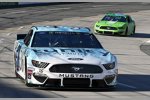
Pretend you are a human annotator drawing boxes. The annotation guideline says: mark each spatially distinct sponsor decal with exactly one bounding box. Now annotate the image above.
[60,49,85,56]
[68,58,83,61]
[39,69,44,73]
[27,74,31,79]
[27,69,34,79]
[27,69,33,74]
[107,27,110,30]
[34,49,60,56]
[59,74,94,78]
[71,66,83,71]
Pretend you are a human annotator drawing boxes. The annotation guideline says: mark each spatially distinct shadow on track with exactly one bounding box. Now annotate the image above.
[117,74,150,91]
[129,33,150,38]
[0,78,49,98]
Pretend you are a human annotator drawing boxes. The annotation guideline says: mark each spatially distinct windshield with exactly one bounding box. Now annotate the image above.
[101,15,126,22]
[31,31,103,48]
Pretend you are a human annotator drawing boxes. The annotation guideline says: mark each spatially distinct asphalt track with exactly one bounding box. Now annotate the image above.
[0,2,150,98]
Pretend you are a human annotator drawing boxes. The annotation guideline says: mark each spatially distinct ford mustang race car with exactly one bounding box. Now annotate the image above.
[14,25,118,88]
[94,13,136,36]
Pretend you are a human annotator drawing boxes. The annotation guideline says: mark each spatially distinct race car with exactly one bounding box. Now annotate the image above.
[94,13,136,36]
[14,25,118,88]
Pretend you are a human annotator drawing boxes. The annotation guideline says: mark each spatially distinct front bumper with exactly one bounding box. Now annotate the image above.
[28,71,118,88]
[94,27,125,35]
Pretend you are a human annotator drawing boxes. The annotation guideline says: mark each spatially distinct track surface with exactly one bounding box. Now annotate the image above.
[0,2,150,98]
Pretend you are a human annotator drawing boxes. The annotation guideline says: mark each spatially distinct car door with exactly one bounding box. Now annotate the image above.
[19,30,33,77]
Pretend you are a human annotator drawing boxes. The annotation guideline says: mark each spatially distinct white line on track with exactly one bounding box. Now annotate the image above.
[47,7,70,11]
[92,5,112,7]
[118,82,137,89]
[6,33,13,36]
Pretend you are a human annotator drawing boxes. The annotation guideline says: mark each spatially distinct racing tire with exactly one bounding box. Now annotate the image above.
[133,26,136,35]
[14,54,19,78]
[94,31,100,35]
[24,57,33,87]
[94,32,98,35]
[125,28,128,36]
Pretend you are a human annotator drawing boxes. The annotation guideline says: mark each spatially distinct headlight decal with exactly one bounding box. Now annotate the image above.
[32,60,49,68]
[103,62,115,70]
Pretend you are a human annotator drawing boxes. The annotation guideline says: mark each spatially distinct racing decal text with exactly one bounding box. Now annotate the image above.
[59,74,94,78]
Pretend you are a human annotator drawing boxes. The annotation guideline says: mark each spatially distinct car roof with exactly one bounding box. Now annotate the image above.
[105,13,127,17]
[31,26,91,33]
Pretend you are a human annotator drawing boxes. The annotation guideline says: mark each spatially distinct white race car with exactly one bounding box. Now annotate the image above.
[14,26,118,88]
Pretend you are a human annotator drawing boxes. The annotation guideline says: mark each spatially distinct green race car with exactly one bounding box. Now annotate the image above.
[94,13,136,36]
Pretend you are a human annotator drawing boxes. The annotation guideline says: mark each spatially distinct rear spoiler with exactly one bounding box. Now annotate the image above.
[17,34,27,40]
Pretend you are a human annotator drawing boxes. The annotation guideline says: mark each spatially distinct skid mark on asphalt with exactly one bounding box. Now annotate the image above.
[6,33,13,36]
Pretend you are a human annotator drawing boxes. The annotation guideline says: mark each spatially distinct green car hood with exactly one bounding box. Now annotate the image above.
[96,21,126,27]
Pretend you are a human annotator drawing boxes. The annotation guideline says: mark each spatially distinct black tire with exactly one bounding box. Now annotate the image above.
[14,54,19,78]
[94,32,98,35]
[24,57,33,87]
[94,31,101,35]
[125,27,128,36]
[133,26,136,34]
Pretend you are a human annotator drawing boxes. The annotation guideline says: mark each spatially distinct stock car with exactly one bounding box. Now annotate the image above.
[14,25,118,88]
[94,13,136,36]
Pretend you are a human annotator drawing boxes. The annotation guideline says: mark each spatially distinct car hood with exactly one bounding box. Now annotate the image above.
[31,48,115,65]
[96,21,126,27]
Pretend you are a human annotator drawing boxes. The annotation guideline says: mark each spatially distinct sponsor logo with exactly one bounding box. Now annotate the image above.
[107,27,110,30]
[27,69,33,74]
[27,74,31,79]
[71,66,83,71]
[59,74,94,78]
[68,58,83,60]
[39,69,43,73]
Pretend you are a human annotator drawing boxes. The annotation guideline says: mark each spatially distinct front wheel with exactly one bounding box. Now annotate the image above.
[132,26,136,34]
[24,57,33,87]
[14,54,19,78]
[125,28,128,36]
